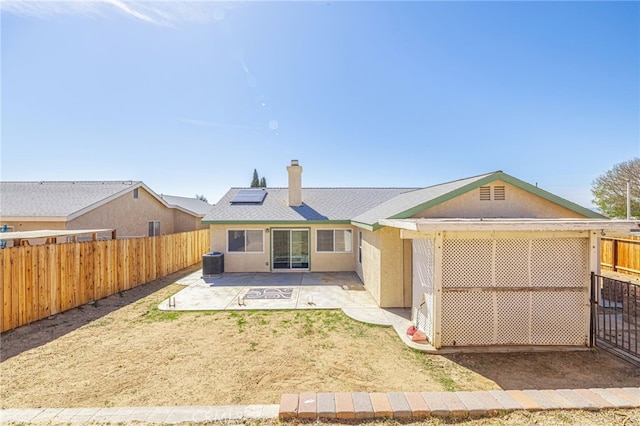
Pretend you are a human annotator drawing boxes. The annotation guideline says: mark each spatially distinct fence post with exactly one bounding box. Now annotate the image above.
[612,239,618,272]
[590,271,596,348]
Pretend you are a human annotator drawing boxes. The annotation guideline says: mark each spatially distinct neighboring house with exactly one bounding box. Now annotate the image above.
[160,194,212,232]
[203,160,639,349]
[0,181,207,241]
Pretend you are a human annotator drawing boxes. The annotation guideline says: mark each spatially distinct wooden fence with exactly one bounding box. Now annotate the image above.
[0,229,210,333]
[601,236,640,277]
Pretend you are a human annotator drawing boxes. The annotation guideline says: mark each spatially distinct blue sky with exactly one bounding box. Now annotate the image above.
[2,1,639,209]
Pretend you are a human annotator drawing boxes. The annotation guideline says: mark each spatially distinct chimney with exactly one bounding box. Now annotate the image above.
[287,160,303,207]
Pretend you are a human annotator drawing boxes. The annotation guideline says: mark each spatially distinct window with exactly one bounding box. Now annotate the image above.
[148,221,160,236]
[133,188,139,199]
[316,229,353,253]
[228,230,264,253]
[358,231,363,264]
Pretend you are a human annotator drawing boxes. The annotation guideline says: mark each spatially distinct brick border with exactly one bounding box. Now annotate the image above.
[278,388,640,420]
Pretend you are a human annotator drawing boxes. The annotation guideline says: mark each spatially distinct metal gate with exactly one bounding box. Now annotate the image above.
[591,273,640,364]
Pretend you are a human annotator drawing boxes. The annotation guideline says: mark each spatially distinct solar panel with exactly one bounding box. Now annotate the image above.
[230,189,267,204]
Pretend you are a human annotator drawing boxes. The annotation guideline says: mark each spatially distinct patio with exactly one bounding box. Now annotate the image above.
[158,270,435,351]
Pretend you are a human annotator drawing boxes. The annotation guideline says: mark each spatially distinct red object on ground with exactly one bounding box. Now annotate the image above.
[406,325,417,336]
[411,330,428,342]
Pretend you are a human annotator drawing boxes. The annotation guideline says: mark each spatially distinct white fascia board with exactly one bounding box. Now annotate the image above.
[379,218,640,233]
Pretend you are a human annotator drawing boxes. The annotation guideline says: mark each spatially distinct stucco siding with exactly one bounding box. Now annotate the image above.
[209,223,356,273]
[357,227,410,308]
[310,224,357,271]
[69,187,175,237]
[412,180,586,219]
[174,209,206,233]
[378,227,407,307]
[358,229,382,305]
[1,221,66,232]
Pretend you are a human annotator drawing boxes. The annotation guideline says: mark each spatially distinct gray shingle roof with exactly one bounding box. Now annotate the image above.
[160,195,213,216]
[202,187,417,223]
[0,181,142,218]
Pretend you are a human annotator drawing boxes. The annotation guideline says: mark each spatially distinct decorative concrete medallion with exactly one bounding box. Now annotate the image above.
[244,288,294,300]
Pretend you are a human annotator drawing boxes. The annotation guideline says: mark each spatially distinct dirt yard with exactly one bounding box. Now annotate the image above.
[1,265,639,409]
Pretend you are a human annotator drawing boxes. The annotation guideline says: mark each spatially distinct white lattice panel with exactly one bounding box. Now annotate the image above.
[495,239,529,287]
[441,292,493,346]
[412,239,434,341]
[436,235,590,347]
[531,239,588,287]
[531,291,587,345]
[442,239,492,288]
[495,292,530,344]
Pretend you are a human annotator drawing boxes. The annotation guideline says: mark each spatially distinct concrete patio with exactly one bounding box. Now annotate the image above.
[158,270,437,351]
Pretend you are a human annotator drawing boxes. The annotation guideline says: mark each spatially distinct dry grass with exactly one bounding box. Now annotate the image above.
[1,265,639,411]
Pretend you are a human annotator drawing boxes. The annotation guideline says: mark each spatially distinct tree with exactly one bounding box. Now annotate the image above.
[259,177,267,188]
[251,169,260,188]
[195,194,208,203]
[591,157,640,218]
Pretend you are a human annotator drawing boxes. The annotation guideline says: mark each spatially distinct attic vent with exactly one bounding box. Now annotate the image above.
[479,186,491,201]
[494,185,506,200]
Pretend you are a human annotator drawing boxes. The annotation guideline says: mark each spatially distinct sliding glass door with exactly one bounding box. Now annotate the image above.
[272,229,309,270]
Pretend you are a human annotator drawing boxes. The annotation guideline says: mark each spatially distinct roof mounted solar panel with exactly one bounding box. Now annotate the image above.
[230,189,267,204]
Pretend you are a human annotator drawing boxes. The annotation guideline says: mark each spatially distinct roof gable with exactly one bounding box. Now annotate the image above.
[160,194,213,216]
[0,181,203,221]
[353,171,605,229]
[0,181,144,219]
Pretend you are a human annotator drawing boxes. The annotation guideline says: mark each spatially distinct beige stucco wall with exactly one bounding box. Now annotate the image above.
[357,227,410,308]
[69,187,176,237]
[174,210,206,233]
[413,180,587,219]
[209,224,357,273]
[1,221,66,232]
[357,229,382,304]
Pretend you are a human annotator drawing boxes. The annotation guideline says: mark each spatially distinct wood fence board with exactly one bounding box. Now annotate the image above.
[0,250,5,332]
[1,229,210,332]
[24,246,34,325]
[601,237,640,277]
[10,248,20,328]
[30,246,39,324]
[38,246,48,319]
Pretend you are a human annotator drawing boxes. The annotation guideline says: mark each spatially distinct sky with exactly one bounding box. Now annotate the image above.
[1,0,639,210]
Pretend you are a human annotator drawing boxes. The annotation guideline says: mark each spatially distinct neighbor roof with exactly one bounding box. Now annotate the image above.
[0,181,201,221]
[0,181,145,219]
[160,194,212,216]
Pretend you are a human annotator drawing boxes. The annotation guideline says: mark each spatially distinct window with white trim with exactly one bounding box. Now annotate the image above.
[148,221,160,236]
[228,229,264,253]
[316,229,353,253]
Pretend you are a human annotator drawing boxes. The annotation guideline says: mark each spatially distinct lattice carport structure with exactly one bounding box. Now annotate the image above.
[381,218,639,350]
